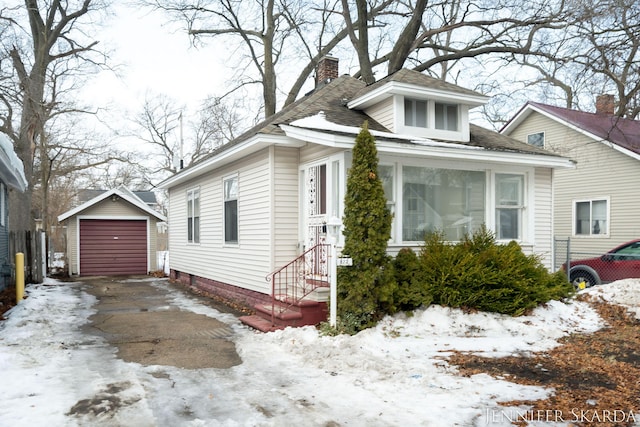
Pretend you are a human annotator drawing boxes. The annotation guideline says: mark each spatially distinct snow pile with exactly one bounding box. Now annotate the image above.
[583,279,640,319]
[0,277,632,427]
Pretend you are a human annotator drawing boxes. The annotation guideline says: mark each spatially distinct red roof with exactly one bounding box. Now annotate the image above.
[529,102,640,154]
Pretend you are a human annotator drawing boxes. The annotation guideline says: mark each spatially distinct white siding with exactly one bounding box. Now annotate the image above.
[299,144,342,164]
[365,97,394,131]
[533,167,553,269]
[168,149,273,293]
[273,146,300,267]
[509,112,640,255]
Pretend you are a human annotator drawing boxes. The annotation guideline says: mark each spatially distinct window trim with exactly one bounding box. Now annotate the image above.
[434,102,459,131]
[186,187,200,244]
[572,197,610,238]
[404,98,428,128]
[397,164,488,243]
[378,163,396,242]
[527,132,545,148]
[395,95,470,142]
[223,174,239,245]
[494,173,526,241]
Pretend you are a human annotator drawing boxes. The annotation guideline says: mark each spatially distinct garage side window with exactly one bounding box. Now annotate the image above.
[224,176,238,244]
[187,188,200,243]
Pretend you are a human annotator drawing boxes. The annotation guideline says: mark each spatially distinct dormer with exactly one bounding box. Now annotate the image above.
[348,69,489,142]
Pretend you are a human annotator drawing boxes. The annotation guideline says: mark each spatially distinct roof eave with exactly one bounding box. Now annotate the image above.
[348,81,489,110]
[58,187,166,222]
[282,125,575,169]
[158,133,304,189]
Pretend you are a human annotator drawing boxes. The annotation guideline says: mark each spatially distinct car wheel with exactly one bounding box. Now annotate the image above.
[570,269,597,289]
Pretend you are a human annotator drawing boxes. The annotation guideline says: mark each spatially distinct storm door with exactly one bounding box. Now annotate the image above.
[303,163,328,249]
[301,156,343,252]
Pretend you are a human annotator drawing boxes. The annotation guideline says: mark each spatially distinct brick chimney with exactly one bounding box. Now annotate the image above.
[595,94,615,115]
[316,56,339,86]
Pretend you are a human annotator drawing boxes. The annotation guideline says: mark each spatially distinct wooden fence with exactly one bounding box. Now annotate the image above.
[9,230,45,285]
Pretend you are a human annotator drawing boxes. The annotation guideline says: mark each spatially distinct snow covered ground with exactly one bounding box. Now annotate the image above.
[0,277,638,427]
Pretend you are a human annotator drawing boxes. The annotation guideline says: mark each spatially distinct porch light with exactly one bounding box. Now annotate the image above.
[326,216,342,328]
[326,216,342,239]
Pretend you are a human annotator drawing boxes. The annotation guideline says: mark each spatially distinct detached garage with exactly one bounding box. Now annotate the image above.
[58,187,167,276]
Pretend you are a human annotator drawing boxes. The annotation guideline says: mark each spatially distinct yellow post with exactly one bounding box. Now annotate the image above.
[16,252,24,302]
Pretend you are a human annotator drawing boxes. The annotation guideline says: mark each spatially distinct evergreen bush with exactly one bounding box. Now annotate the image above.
[391,248,432,312]
[420,226,573,316]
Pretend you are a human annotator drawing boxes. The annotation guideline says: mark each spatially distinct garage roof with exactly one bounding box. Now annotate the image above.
[57,186,166,223]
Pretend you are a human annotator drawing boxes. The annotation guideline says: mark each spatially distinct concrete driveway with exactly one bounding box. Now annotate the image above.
[80,276,243,369]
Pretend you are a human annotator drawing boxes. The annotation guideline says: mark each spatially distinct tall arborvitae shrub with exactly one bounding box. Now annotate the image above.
[337,122,394,333]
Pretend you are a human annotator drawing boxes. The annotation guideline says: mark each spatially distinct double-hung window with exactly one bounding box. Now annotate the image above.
[495,174,524,240]
[187,188,200,243]
[574,199,608,236]
[434,102,458,131]
[404,99,428,128]
[224,176,239,244]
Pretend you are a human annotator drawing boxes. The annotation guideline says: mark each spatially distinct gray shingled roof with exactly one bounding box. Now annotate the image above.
[174,71,560,177]
[195,75,387,165]
[353,68,486,100]
[77,189,157,206]
[467,124,556,155]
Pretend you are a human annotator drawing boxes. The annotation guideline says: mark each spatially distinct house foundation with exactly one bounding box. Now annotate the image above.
[169,269,270,312]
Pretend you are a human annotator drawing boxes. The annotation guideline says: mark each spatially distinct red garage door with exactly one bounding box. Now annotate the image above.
[79,219,148,275]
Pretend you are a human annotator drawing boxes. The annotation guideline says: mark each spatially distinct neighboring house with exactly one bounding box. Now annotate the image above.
[159,58,573,330]
[501,96,640,257]
[0,133,28,290]
[57,186,166,276]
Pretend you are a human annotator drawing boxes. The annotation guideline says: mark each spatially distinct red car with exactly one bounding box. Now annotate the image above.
[567,239,640,288]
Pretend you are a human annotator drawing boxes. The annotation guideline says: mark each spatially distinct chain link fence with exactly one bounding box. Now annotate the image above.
[553,237,640,287]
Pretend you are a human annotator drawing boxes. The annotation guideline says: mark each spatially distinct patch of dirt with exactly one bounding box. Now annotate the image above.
[448,294,640,427]
[0,286,18,320]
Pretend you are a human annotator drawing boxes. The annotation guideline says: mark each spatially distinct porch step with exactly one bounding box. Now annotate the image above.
[240,299,328,332]
[254,303,303,321]
[238,315,284,333]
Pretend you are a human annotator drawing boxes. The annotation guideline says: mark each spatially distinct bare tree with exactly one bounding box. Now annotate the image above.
[570,0,640,117]
[497,0,640,119]
[0,0,108,232]
[33,114,124,234]
[148,0,577,121]
[127,93,242,186]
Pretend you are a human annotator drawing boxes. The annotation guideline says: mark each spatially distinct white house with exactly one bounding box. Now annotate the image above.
[160,58,573,330]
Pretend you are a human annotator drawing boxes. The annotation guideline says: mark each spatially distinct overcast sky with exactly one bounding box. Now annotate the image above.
[81,5,227,116]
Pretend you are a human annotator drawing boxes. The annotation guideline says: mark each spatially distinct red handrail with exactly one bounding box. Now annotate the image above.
[266,244,330,325]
